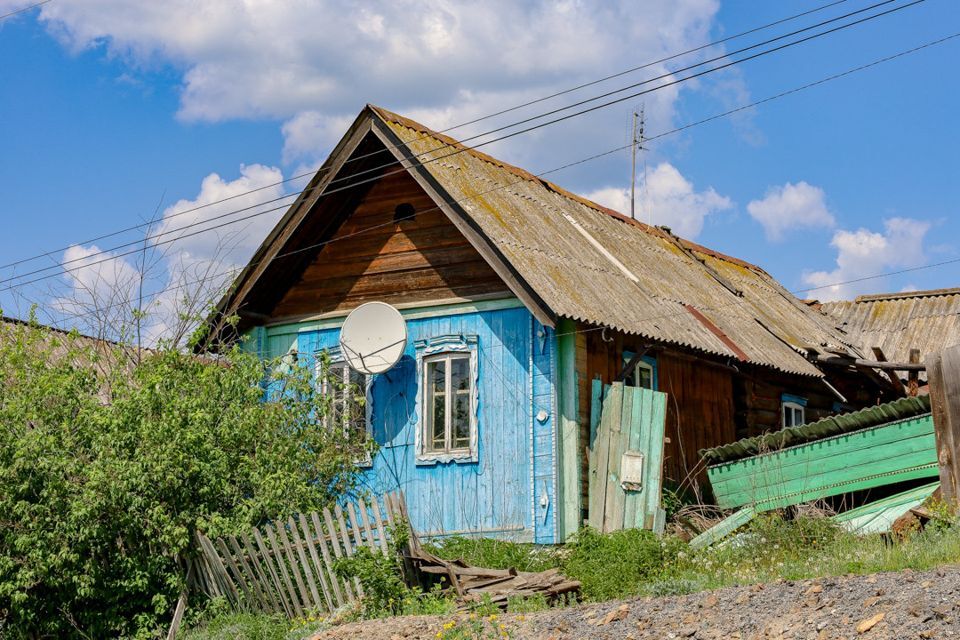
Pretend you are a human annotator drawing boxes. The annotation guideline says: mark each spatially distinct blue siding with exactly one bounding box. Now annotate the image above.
[277,304,558,543]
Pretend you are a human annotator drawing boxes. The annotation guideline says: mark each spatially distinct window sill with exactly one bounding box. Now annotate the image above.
[415,452,478,465]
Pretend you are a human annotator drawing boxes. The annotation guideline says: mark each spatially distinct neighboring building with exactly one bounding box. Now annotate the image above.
[819,288,960,382]
[210,105,885,543]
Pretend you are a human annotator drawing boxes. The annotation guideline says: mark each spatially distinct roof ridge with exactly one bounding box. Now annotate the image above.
[853,287,960,303]
[368,104,766,275]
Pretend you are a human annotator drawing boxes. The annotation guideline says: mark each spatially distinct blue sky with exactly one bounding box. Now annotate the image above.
[0,0,957,337]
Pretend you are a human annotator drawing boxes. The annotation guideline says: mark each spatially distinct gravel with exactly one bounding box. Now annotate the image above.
[311,565,960,639]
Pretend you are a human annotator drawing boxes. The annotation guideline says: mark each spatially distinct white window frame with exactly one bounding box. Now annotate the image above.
[782,401,805,428]
[315,349,373,465]
[414,335,479,464]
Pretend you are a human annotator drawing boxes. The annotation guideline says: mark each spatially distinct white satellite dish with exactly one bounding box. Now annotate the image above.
[339,302,407,375]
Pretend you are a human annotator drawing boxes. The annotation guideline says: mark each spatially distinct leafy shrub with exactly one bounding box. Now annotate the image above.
[0,319,365,638]
[562,527,682,601]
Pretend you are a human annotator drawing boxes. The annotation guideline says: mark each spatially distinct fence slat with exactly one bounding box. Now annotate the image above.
[312,511,347,607]
[356,501,381,555]
[229,535,274,613]
[334,504,364,597]
[370,499,389,553]
[275,520,314,613]
[253,528,296,618]
[298,513,334,612]
[215,537,254,607]
[323,507,356,601]
[198,533,240,604]
[242,532,284,615]
[287,515,323,612]
[265,524,305,617]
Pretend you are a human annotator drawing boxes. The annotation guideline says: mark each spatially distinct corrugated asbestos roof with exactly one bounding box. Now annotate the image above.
[373,106,856,376]
[820,289,960,372]
[700,395,932,465]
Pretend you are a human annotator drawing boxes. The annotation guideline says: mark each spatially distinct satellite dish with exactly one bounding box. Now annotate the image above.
[339,302,407,375]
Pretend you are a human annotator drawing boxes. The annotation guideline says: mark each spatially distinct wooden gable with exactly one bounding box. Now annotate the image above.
[269,167,509,320]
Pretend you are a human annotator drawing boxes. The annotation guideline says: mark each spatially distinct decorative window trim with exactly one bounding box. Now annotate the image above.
[414,334,479,464]
[622,350,658,390]
[315,346,374,467]
[781,393,807,428]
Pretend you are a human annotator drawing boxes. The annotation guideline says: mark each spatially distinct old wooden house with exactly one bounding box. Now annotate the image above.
[211,105,885,543]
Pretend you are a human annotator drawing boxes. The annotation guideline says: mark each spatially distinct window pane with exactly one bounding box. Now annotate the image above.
[426,360,446,451]
[637,364,652,389]
[450,356,470,449]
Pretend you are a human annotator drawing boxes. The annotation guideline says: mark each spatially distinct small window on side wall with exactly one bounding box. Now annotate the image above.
[415,334,479,463]
[622,351,657,390]
[781,393,807,428]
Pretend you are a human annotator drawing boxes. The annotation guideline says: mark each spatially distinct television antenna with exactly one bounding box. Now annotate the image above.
[339,302,407,375]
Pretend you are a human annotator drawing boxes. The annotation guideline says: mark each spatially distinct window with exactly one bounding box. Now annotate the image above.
[424,353,472,454]
[622,351,657,390]
[414,334,479,463]
[321,362,372,435]
[781,393,807,428]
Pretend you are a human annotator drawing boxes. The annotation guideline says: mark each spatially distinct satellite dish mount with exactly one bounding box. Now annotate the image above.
[339,302,407,375]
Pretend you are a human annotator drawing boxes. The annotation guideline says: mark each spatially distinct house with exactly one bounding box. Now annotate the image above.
[209,105,886,544]
[818,287,960,385]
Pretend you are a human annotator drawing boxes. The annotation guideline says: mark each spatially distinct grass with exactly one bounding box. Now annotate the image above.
[184,512,960,638]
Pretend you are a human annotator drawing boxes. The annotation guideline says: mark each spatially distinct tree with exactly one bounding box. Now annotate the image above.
[0,317,367,638]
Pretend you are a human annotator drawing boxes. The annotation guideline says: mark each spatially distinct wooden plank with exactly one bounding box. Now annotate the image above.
[347,502,371,552]
[589,378,603,451]
[287,516,323,612]
[603,384,631,532]
[927,345,960,506]
[241,533,284,614]
[556,318,581,540]
[833,481,940,534]
[298,514,334,612]
[688,505,757,550]
[215,537,254,607]
[229,535,275,613]
[622,386,645,529]
[355,501,380,554]
[265,524,304,617]
[276,520,315,613]
[335,503,365,597]
[197,533,240,605]
[323,508,356,601]
[251,530,294,617]
[311,511,347,608]
[908,348,921,397]
[588,383,620,530]
[369,499,390,553]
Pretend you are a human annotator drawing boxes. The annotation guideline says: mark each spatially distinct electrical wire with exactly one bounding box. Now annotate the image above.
[0,0,890,273]
[0,0,50,21]
[0,0,925,289]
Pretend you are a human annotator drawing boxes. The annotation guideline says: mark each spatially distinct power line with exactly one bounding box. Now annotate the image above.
[23,27,960,328]
[0,0,924,290]
[0,0,50,21]
[0,0,886,273]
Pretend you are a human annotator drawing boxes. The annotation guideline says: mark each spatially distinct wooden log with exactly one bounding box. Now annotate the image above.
[873,347,906,397]
[287,516,323,612]
[265,524,304,617]
[297,514,335,612]
[816,354,926,371]
[311,511,347,607]
[926,345,960,507]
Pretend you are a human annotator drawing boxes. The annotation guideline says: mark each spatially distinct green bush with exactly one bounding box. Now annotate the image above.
[562,527,682,601]
[0,319,366,638]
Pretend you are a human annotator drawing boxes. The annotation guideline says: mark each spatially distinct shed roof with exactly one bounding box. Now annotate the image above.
[217,105,858,376]
[820,287,960,369]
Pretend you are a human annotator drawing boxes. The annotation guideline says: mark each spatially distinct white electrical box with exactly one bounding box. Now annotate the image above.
[620,450,644,491]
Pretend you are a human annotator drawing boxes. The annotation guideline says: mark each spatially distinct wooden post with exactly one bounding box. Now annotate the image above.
[908,348,921,397]
[926,344,960,508]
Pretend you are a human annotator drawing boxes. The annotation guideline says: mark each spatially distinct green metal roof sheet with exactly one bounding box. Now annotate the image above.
[700,395,932,465]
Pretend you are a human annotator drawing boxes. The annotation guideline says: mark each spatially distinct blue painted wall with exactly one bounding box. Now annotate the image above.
[254,302,559,544]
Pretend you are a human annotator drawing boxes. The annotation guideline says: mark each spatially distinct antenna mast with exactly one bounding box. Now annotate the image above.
[630,106,645,220]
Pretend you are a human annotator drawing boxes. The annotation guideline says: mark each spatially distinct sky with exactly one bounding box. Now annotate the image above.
[0,0,957,341]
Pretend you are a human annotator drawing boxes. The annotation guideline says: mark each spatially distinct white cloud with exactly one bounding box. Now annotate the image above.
[35,0,732,168]
[585,162,731,238]
[747,181,835,241]
[802,217,931,301]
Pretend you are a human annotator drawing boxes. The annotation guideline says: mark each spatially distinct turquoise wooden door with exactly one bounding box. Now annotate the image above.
[587,381,667,533]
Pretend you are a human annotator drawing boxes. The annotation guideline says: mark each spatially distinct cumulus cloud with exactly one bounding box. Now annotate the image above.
[747,181,835,241]
[35,0,733,168]
[802,217,931,301]
[585,162,731,238]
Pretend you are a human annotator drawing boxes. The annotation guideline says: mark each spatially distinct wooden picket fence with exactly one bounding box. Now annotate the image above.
[191,492,412,617]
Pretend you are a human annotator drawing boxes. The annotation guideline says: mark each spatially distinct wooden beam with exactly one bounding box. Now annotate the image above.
[872,347,906,397]
[815,354,926,372]
[926,345,960,508]
[908,348,921,397]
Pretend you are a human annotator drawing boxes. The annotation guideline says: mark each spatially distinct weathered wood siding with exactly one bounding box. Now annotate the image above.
[734,368,839,441]
[257,302,559,543]
[270,170,507,319]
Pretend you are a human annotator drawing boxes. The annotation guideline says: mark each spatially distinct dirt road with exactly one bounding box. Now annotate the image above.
[312,565,960,639]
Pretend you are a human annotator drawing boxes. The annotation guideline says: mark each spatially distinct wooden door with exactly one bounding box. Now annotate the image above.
[587,381,667,533]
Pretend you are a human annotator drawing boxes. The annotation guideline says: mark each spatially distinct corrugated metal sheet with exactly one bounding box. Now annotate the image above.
[374,107,857,377]
[700,394,932,465]
[820,288,960,369]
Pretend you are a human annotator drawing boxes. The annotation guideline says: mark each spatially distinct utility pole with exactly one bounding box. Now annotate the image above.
[630,105,645,220]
